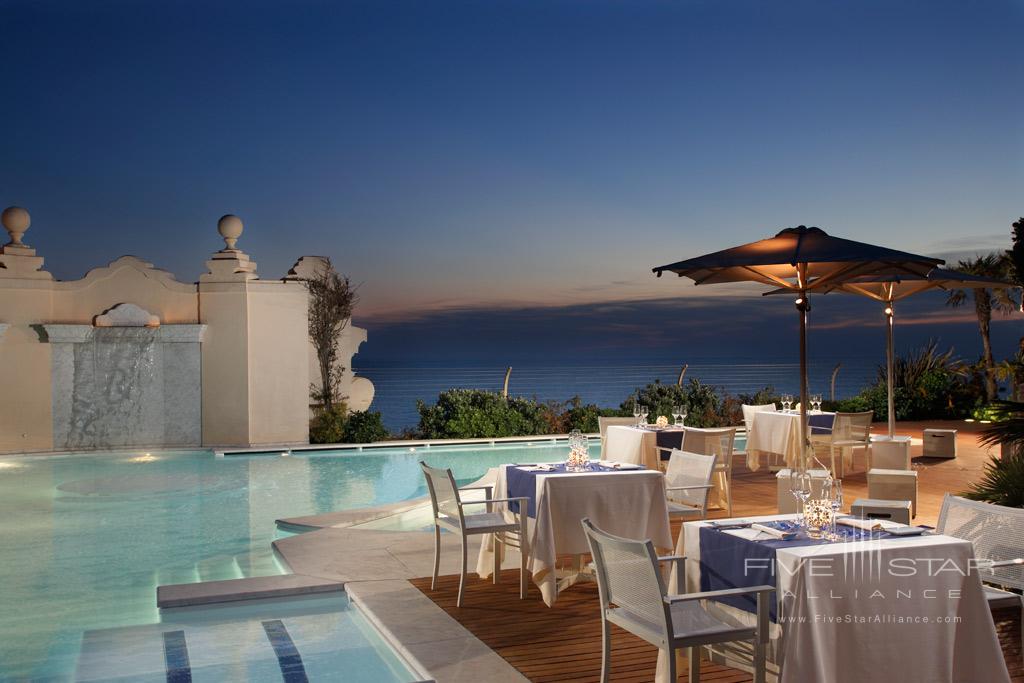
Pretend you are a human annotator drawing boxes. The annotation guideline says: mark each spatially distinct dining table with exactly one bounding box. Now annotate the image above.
[475,461,672,606]
[746,410,835,471]
[604,424,687,470]
[670,513,1010,683]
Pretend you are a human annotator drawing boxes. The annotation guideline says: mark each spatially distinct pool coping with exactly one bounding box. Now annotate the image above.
[0,432,598,458]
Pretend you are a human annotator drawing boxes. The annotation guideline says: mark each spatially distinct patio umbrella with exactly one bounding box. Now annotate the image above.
[652,225,943,472]
[818,269,1015,438]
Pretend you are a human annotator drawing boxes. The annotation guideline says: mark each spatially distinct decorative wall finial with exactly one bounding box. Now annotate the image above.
[217,214,244,252]
[2,206,31,247]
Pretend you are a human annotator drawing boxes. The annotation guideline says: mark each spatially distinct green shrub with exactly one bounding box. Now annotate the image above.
[309,403,348,444]
[416,389,552,439]
[342,410,390,443]
[620,379,764,428]
[833,343,983,421]
[965,453,1024,508]
[560,397,629,433]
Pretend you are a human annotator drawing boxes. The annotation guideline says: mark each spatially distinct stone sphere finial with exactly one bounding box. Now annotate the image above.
[2,206,31,246]
[217,214,243,251]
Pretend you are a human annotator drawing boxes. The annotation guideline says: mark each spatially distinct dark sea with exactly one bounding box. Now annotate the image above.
[355,356,881,432]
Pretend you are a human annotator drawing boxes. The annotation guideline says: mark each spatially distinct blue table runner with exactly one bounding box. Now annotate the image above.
[505,463,645,518]
[698,522,885,621]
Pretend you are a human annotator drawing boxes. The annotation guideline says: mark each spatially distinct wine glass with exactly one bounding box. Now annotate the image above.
[828,480,843,540]
[633,400,642,427]
[679,406,688,426]
[789,470,812,526]
[811,394,822,412]
[671,405,681,426]
[640,404,650,426]
[782,394,793,412]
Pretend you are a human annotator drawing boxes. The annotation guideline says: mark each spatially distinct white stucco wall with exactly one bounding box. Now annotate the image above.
[0,212,374,453]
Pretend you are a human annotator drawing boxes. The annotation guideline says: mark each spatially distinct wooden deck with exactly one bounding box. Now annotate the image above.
[411,422,1024,682]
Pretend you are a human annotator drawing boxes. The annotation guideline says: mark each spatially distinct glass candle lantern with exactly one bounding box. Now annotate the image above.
[803,499,833,539]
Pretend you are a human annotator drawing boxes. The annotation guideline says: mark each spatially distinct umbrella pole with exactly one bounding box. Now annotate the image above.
[886,299,895,439]
[797,292,810,473]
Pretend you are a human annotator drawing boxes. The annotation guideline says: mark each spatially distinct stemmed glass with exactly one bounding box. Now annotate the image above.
[811,394,822,412]
[674,405,687,427]
[789,470,812,527]
[640,404,650,426]
[633,400,642,427]
[828,480,843,540]
[782,394,793,412]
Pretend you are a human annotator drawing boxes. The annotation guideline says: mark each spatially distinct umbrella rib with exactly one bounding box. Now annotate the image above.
[740,265,793,289]
[806,262,875,290]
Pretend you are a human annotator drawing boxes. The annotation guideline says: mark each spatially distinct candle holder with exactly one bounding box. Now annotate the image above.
[803,499,833,539]
[566,433,591,471]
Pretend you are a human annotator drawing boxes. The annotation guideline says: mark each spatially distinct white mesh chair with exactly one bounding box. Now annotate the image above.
[741,404,777,441]
[582,518,771,683]
[937,494,1024,648]
[420,462,529,607]
[665,450,716,521]
[741,403,779,467]
[599,416,637,442]
[813,411,873,477]
[682,427,738,516]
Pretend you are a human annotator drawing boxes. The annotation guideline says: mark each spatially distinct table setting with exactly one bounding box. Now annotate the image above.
[746,396,836,471]
[676,479,1010,683]
[476,430,672,606]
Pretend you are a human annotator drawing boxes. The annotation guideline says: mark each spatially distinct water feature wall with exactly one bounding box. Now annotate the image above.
[44,320,205,449]
[0,209,373,452]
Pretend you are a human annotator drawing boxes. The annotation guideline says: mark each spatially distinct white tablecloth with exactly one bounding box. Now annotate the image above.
[747,411,834,471]
[680,515,1010,683]
[477,464,672,606]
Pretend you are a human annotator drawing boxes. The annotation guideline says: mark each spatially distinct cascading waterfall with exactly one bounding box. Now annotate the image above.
[66,327,162,449]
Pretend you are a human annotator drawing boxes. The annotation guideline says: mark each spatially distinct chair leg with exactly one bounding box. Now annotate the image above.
[753,636,766,683]
[665,646,677,682]
[457,533,468,608]
[688,645,700,683]
[725,471,733,517]
[600,618,611,683]
[492,534,501,584]
[519,540,528,600]
[430,524,441,591]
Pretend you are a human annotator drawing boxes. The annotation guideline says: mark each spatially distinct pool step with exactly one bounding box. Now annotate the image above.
[195,555,245,583]
[158,575,344,610]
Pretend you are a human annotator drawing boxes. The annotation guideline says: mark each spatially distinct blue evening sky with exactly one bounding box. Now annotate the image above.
[2,0,1022,363]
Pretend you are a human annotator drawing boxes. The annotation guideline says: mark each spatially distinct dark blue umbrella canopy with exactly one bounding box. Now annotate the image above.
[653,226,943,291]
[826,268,1013,300]
[652,225,944,473]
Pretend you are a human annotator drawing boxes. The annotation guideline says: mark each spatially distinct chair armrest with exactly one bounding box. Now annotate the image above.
[664,584,775,604]
[458,485,493,496]
[657,555,686,564]
[988,558,1024,568]
[459,497,528,507]
[666,485,713,492]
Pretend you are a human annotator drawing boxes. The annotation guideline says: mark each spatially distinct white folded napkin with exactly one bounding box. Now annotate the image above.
[751,523,796,540]
[837,517,882,531]
[597,460,641,470]
[517,464,555,472]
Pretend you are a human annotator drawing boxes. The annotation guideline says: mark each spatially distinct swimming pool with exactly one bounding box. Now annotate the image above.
[0,440,573,680]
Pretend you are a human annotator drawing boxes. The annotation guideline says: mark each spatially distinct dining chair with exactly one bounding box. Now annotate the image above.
[682,427,738,516]
[420,462,529,607]
[813,411,872,477]
[741,403,779,468]
[664,450,716,549]
[599,416,637,443]
[581,518,771,683]
[936,494,1024,651]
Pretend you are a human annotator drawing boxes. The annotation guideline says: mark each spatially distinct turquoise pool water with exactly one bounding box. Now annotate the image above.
[0,441,571,680]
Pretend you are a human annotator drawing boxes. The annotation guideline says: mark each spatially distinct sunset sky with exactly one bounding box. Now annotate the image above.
[2,0,1022,364]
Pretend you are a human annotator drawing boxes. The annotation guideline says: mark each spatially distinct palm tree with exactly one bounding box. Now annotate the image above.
[946,253,1018,401]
